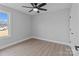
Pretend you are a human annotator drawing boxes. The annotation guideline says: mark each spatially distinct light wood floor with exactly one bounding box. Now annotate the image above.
[0,38,73,56]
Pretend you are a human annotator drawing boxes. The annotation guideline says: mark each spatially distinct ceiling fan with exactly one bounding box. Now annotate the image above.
[22,3,47,13]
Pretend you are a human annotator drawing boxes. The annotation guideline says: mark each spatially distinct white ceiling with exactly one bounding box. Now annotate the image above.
[0,3,72,15]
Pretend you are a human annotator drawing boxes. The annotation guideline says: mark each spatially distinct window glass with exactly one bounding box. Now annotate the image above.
[0,12,9,37]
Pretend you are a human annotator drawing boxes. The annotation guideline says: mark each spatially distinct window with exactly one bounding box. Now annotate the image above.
[0,11,9,37]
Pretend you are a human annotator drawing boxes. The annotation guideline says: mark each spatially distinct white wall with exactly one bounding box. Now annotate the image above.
[0,5,31,46]
[32,8,70,44]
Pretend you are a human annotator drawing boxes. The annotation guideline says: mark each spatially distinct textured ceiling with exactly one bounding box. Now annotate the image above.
[0,3,72,15]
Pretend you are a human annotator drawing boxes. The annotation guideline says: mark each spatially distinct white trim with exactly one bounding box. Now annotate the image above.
[0,37,31,50]
[0,36,72,54]
[31,36,71,46]
[0,9,11,39]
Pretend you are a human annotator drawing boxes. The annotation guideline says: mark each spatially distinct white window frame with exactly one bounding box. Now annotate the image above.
[0,10,11,39]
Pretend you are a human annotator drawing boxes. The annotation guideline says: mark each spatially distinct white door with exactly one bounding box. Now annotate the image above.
[70,4,79,45]
[70,4,79,55]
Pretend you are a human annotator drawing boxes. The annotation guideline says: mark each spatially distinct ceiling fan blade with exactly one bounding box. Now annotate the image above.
[38,8,47,11]
[31,3,35,7]
[34,3,38,6]
[22,6,33,8]
[38,3,47,7]
[29,9,33,12]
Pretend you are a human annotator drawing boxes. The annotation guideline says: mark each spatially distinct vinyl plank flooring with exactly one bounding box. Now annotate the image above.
[0,38,73,56]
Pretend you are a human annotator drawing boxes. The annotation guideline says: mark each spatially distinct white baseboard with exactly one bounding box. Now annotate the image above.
[0,37,31,50]
[0,36,71,50]
[32,36,71,46]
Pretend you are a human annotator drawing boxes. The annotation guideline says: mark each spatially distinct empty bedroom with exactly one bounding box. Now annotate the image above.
[0,3,79,56]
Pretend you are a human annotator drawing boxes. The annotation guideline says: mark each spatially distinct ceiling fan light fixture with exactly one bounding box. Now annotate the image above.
[33,8,38,11]
[22,3,47,13]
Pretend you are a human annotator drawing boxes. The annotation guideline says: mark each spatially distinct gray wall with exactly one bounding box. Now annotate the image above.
[0,5,71,47]
[0,5,31,46]
[32,8,70,43]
